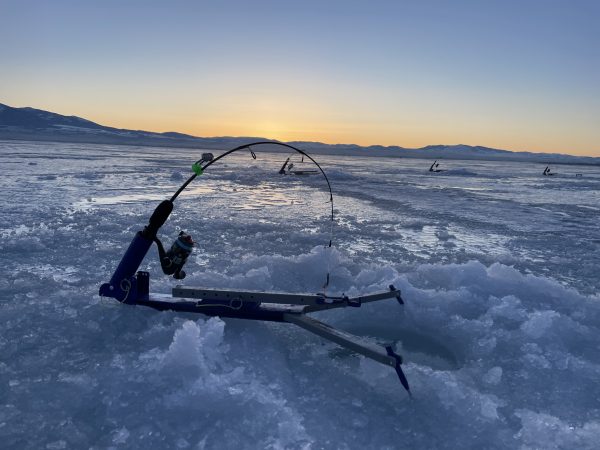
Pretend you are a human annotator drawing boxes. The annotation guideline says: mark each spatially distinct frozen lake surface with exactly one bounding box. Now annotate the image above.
[1,140,599,449]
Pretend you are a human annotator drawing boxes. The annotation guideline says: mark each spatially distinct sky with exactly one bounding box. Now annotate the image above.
[1,0,599,156]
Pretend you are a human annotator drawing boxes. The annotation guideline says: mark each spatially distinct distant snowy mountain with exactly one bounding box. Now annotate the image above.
[1,102,598,164]
[0,103,265,150]
[0,103,105,130]
[396,144,600,164]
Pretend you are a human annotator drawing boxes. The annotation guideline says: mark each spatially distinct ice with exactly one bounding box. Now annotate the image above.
[515,410,600,450]
[1,140,599,448]
[170,171,184,181]
[161,318,226,372]
[482,366,503,385]
[521,310,561,339]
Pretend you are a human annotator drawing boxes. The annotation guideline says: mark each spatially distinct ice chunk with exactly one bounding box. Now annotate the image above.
[162,318,226,371]
[521,310,560,339]
[516,410,600,449]
[483,366,503,385]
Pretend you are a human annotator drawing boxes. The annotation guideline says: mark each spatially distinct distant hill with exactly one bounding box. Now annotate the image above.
[0,103,266,150]
[1,102,598,164]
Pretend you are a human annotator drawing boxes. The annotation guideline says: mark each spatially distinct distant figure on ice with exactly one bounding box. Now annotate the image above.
[543,166,555,176]
[279,157,291,174]
[429,160,443,172]
[278,156,318,176]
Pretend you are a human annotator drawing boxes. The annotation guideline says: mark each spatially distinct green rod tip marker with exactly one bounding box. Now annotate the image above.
[191,162,203,175]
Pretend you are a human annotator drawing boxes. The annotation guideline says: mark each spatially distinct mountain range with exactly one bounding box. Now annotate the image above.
[1,102,597,164]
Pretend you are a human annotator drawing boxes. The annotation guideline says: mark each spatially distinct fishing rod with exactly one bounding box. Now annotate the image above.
[98,140,411,394]
[101,141,335,298]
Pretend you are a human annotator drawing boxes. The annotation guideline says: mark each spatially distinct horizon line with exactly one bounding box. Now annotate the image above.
[1,101,595,159]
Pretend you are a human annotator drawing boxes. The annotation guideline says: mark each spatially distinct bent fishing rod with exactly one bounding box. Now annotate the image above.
[100,141,335,300]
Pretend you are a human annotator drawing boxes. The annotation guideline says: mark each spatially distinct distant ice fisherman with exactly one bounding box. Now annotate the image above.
[429,160,444,173]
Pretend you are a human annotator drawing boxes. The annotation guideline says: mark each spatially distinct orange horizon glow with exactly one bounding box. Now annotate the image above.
[87,113,599,158]
[4,94,597,157]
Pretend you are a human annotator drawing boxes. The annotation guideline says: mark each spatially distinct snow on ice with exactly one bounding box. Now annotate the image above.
[1,140,599,449]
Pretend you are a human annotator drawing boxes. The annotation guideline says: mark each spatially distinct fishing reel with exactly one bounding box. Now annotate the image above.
[157,231,194,280]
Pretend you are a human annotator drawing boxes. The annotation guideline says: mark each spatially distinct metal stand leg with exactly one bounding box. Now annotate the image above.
[283,313,410,394]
